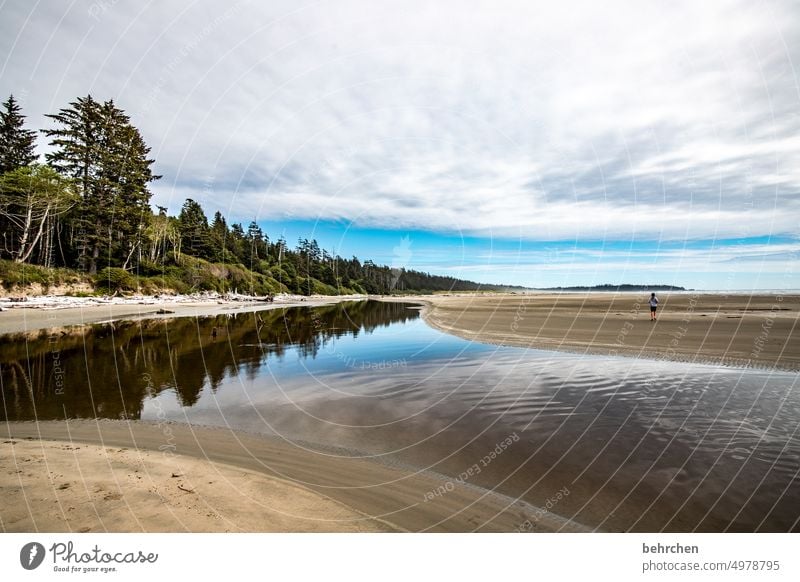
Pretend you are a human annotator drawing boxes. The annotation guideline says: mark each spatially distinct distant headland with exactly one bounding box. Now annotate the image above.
[536,284,687,292]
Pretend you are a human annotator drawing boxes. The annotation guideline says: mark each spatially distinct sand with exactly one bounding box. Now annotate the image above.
[412,292,800,371]
[3,291,796,532]
[0,420,583,533]
[0,439,390,533]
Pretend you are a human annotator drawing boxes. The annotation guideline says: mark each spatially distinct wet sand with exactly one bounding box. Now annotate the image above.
[0,420,584,533]
[413,292,800,371]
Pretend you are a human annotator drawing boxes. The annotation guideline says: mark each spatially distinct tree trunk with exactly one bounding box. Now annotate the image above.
[17,205,51,264]
[14,204,34,263]
[90,243,99,275]
[122,238,138,270]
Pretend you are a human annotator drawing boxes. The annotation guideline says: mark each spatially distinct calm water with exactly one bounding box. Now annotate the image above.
[2,300,799,532]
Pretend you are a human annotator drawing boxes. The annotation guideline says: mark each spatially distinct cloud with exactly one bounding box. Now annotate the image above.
[1,0,799,242]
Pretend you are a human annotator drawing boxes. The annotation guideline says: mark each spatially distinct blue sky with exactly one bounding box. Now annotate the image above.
[1,0,799,289]
[261,221,799,289]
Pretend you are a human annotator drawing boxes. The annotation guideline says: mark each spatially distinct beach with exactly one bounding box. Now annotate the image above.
[1,291,798,533]
[415,292,800,371]
[0,420,581,533]
[4,292,797,372]
[1,437,390,533]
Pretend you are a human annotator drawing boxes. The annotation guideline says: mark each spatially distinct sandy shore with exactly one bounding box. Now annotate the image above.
[6,291,796,371]
[411,292,800,371]
[1,439,390,533]
[3,291,796,532]
[0,420,583,533]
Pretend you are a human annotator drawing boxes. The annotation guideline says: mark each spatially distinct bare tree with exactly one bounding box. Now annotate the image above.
[0,165,77,263]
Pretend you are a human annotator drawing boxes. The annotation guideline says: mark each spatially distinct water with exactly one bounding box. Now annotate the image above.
[2,300,799,532]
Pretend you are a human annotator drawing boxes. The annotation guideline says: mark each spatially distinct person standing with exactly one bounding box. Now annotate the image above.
[649,292,659,321]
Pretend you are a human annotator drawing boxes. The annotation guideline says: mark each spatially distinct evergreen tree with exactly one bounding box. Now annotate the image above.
[0,95,37,174]
[209,211,232,262]
[43,96,158,273]
[99,101,159,269]
[228,222,246,263]
[245,221,267,267]
[211,211,227,234]
[43,95,100,204]
[177,198,210,258]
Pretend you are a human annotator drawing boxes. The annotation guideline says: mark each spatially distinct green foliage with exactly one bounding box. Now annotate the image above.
[0,260,53,289]
[95,267,135,292]
[0,165,78,263]
[0,259,88,291]
[310,278,339,295]
[0,94,37,174]
[43,95,159,273]
[178,198,210,259]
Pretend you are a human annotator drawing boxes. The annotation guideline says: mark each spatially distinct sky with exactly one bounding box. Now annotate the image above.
[1,0,799,289]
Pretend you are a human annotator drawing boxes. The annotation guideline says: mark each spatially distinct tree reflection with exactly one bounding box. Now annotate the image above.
[0,301,418,420]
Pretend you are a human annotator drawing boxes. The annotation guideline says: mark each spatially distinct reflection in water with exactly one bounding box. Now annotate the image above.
[1,300,799,532]
[0,301,417,420]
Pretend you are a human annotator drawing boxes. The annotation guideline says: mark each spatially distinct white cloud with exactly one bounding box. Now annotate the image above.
[1,0,799,241]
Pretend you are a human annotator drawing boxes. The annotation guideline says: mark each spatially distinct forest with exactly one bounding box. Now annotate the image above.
[0,94,518,296]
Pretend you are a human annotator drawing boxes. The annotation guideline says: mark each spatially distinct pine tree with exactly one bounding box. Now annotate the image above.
[245,221,267,267]
[229,222,246,262]
[43,96,158,273]
[211,211,227,234]
[208,211,229,262]
[0,95,37,174]
[98,101,158,269]
[177,198,210,258]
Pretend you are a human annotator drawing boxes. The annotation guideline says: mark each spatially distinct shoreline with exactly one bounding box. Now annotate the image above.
[0,419,584,533]
[2,293,797,531]
[385,292,800,372]
[0,291,796,371]
[1,291,797,371]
